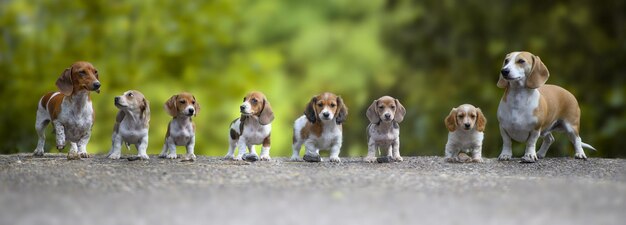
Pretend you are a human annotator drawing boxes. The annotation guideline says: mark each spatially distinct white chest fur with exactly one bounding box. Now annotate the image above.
[239,118,271,144]
[58,94,94,142]
[168,118,194,146]
[118,117,149,145]
[498,88,540,142]
[368,122,399,146]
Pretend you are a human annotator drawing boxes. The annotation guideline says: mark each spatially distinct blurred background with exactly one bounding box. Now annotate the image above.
[0,0,624,158]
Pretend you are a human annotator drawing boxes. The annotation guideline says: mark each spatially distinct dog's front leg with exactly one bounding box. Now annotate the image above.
[521,130,540,163]
[234,138,247,161]
[77,132,91,158]
[470,146,483,163]
[52,121,66,150]
[303,140,321,162]
[329,141,342,163]
[498,126,513,161]
[107,132,123,159]
[67,142,80,160]
[391,138,402,162]
[184,136,196,161]
[364,138,377,163]
[260,136,271,161]
[137,136,149,160]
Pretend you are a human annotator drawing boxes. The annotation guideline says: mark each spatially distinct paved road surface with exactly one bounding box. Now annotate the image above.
[1,154,625,225]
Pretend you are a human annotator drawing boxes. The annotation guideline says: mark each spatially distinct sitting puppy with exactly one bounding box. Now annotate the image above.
[444,104,486,163]
[107,90,150,160]
[291,92,348,162]
[159,92,200,160]
[225,91,274,161]
[364,96,406,163]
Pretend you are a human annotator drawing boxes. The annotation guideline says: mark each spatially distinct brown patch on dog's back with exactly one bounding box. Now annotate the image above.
[47,93,64,120]
[230,128,240,140]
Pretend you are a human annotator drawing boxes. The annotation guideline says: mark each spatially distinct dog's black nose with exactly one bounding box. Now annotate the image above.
[501,68,510,77]
[240,105,246,111]
[93,82,101,90]
[114,96,120,103]
[323,112,330,118]
[464,123,471,129]
[384,114,391,119]
[188,108,195,114]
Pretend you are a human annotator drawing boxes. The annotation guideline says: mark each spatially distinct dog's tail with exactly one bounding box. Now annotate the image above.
[581,142,596,151]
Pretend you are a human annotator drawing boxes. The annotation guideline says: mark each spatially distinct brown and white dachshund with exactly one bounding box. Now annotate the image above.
[33,61,101,159]
[365,96,406,163]
[159,92,200,160]
[225,91,274,161]
[291,92,348,162]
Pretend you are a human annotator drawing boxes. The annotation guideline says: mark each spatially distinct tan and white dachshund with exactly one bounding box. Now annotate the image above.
[225,91,274,161]
[291,92,348,162]
[497,51,595,162]
[364,96,406,163]
[33,61,101,160]
[107,90,150,160]
[444,104,486,163]
[159,92,200,161]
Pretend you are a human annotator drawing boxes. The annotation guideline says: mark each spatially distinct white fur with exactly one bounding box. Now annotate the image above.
[225,116,272,161]
[445,129,484,163]
[107,98,150,160]
[33,91,94,158]
[291,115,343,162]
[365,122,401,162]
[159,116,196,160]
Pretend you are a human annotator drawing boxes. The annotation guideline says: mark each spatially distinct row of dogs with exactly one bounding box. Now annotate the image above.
[32,51,596,163]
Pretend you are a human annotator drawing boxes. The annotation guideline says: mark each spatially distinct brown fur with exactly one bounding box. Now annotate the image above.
[299,92,347,141]
[242,91,274,125]
[534,85,581,134]
[445,105,486,132]
[164,92,200,118]
[263,134,271,147]
[366,96,406,124]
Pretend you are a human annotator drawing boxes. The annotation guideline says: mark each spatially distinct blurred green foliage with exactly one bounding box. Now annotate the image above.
[1,0,624,158]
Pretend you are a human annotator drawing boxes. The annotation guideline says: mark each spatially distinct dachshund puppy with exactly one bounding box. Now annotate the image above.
[291,92,348,162]
[497,51,595,162]
[444,104,486,163]
[159,92,200,160]
[33,61,101,160]
[107,90,150,160]
[225,91,274,161]
[364,96,406,163]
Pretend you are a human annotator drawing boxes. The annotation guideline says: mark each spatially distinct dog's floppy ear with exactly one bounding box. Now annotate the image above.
[476,108,486,132]
[304,96,318,123]
[526,55,550,89]
[114,110,125,133]
[497,75,509,88]
[394,98,406,123]
[335,96,348,125]
[192,95,200,117]
[366,100,380,124]
[445,108,457,132]
[164,95,178,117]
[141,98,151,125]
[56,68,74,96]
[259,98,274,125]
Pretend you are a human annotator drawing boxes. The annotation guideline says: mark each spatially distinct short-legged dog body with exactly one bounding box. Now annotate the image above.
[444,104,486,163]
[107,90,150,160]
[365,96,406,163]
[159,93,199,160]
[225,91,274,161]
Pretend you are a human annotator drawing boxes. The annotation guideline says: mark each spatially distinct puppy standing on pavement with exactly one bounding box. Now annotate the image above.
[291,92,348,162]
[225,91,274,161]
[364,96,406,163]
[159,92,200,161]
[33,61,101,160]
[107,90,150,160]
[444,104,486,163]
[497,51,595,162]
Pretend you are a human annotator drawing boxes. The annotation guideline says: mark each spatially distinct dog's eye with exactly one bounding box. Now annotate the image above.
[127,93,134,97]
[79,71,86,76]
[252,99,258,104]
[179,100,186,104]
[192,101,196,104]
[317,103,323,107]
[330,103,336,108]
[391,105,395,109]
[517,59,525,64]
[378,106,384,109]
[470,115,476,118]
[94,70,98,74]
[458,115,464,118]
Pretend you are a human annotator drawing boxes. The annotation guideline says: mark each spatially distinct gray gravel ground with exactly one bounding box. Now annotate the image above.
[1,153,625,225]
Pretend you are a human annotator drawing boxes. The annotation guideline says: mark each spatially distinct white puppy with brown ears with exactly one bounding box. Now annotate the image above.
[497,51,595,163]
[364,96,406,163]
[159,92,200,160]
[444,104,486,163]
[107,90,150,160]
[291,92,348,163]
[225,91,274,161]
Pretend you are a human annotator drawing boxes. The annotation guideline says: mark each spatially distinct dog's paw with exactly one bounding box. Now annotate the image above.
[166,154,178,159]
[498,153,512,161]
[364,156,377,163]
[471,158,484,163]
[574,153,588,160]
[329,156,341,163]
[56,144,65,150]
[260,155,271,161]
[78,152,91,158]
[33,150,44,157]
[303,154,321,162]
[158,153,167,158]
[243,154,259,162]
[444,157,458,163]
[520,153,538,163]
[67,152,81,160]
[290,156,303,162]
[224,154,234,160]
[392,156,404,162]
[138,154,150,160]
[107,153,121,160]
